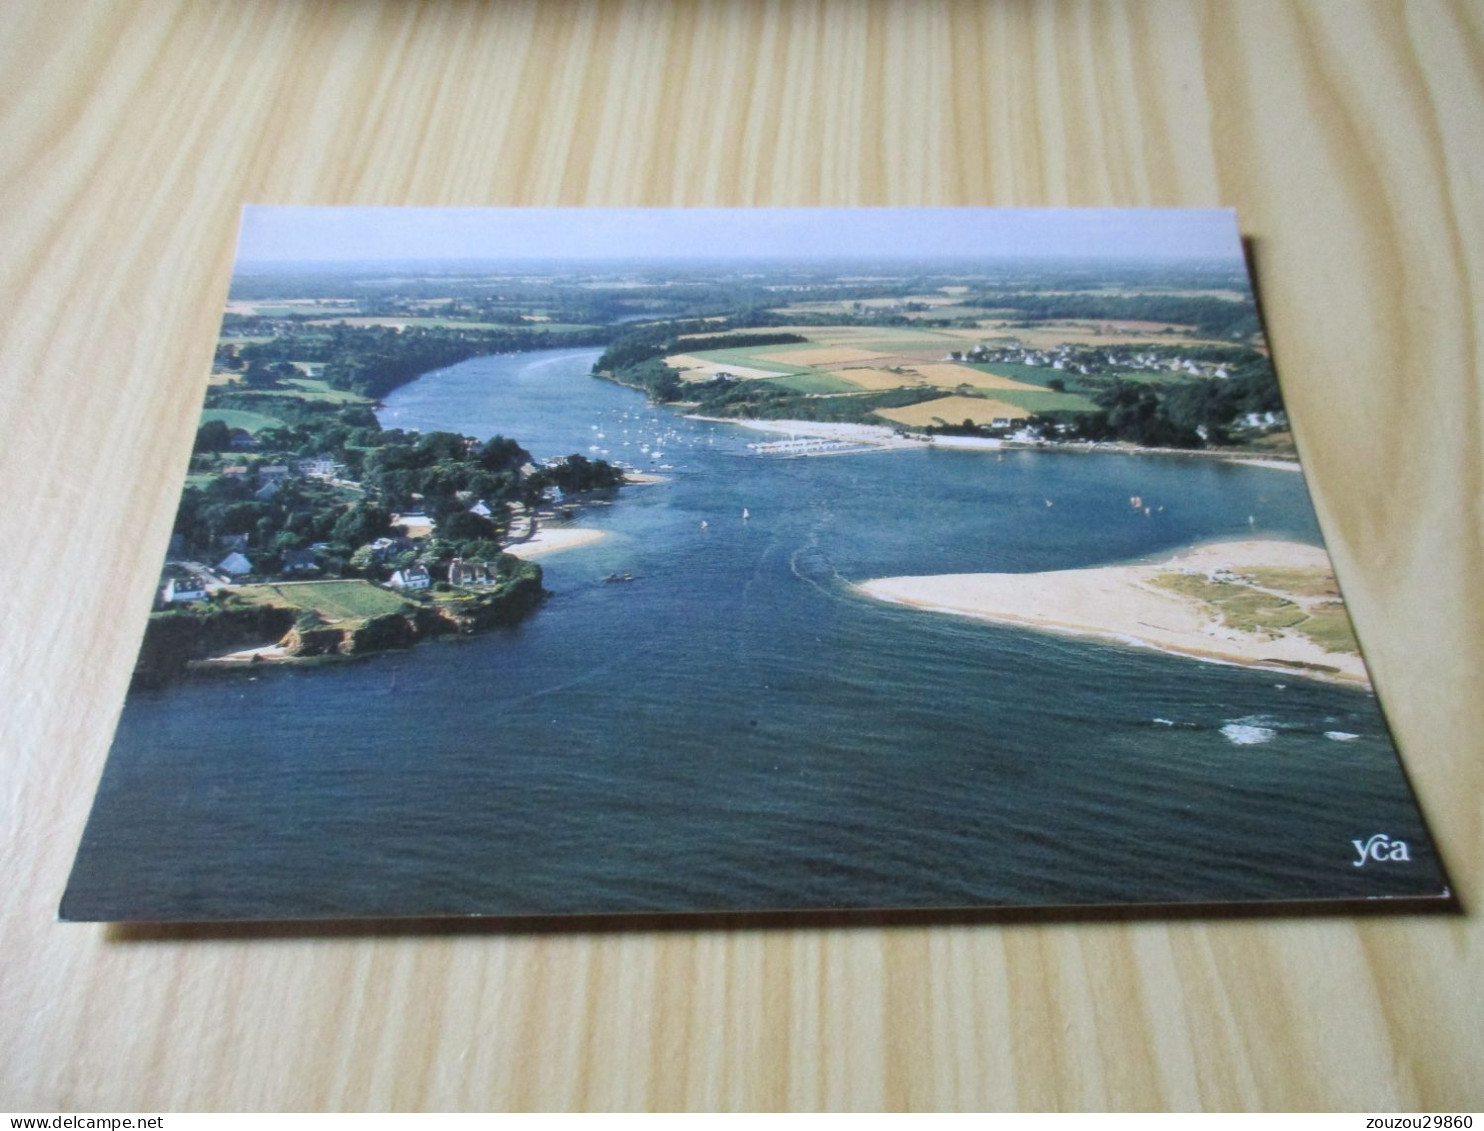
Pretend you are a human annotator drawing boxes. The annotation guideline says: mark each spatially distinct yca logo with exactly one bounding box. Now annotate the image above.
[1352,833,1411,867]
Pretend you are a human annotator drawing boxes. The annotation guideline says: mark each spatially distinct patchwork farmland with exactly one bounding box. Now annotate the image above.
[661,323,1099,425]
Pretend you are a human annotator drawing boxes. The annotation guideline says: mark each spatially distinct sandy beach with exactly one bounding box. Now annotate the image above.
[857,539,1370,685]
[686,414,1301,469]
[1228,457,1303,473]
[686,415,917,446]
[504,526,608,558]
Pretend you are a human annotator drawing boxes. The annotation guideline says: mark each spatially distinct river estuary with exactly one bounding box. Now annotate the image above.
[63,348,1446,919]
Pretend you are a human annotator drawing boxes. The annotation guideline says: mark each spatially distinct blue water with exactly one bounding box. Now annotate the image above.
[63,349,1446,919]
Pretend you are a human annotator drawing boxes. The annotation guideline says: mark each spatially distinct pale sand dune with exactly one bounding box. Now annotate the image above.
[504,527,608,558]
[857,540,1371,685]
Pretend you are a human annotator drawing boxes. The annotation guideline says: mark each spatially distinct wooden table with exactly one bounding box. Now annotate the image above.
[2,0,1480,1111]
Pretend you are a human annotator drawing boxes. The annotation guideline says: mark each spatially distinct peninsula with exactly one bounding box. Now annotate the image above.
[856,540,1370,685]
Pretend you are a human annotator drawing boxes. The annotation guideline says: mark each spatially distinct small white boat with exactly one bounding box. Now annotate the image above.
[742,508,750,520]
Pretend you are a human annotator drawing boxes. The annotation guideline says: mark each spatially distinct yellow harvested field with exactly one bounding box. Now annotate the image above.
[874,396,1030,427]
[910,362,1042,391]
[834,367,928,391]
[663,354,790,381]
[750,326,963,350]
[958,320,1243,350]
[766,346,890,366]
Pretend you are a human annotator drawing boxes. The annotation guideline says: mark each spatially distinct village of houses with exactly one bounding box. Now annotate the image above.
[157,449,550,612]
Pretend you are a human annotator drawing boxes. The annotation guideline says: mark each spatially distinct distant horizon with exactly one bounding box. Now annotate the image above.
[231,255,1249,279]
[236,206,1246,265]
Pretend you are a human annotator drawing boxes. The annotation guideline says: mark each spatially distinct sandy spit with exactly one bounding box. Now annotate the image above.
[856,539,1370,686]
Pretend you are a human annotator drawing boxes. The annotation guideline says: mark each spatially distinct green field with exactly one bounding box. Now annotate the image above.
[836,333,974,352]
[681,334,1100,413]
[279,377,369,404]
[766,371,864,394]
[971,388,1098,415]
[200,408,285,433]
[1109,370,1191,385]
[686,347,801,374]
[241,580,411,622]
[971,362,1069,386]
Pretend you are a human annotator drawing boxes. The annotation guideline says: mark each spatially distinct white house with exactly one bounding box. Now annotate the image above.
[163,577,207,603]
[1241,411,1289,429]
[388,566,431,591]
[217,551,252,576]
[448,558,496,587]
[297,456,345,480]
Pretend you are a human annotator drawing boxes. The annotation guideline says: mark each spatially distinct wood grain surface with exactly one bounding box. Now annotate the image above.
[2,0,1481,1112]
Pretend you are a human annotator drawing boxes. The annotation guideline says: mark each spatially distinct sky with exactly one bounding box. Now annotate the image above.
[235,206,1243,265]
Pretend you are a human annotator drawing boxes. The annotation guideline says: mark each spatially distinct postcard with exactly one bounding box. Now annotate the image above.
[62,207,1448,921]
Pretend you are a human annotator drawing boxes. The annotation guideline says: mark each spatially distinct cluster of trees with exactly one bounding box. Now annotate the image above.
[969,291,1260,340]
[1067,357,1284,447]
[219,324,608,399]
[314,325,606,399]
[184,401,626,578]
[172,471,361,575]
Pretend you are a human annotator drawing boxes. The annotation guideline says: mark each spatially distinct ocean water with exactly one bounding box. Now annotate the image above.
[63,349,1446,919]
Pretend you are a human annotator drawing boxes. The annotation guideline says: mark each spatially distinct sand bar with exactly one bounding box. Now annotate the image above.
[688,417,914,447]
[504,526,608,559]
[857,539,1370,685]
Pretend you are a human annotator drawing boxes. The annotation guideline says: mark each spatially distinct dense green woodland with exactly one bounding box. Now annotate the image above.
[188,402,622,580]
[227,323,608,399]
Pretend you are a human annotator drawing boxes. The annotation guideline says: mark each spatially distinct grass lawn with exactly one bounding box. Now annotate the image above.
[199,407,285,433]
[277,377,369,404]
[241,580,412,622]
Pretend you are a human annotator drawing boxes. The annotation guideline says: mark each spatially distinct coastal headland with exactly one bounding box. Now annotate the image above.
[857,540,1370,685]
